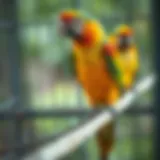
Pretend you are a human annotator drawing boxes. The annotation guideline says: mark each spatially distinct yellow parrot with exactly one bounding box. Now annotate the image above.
[59,10,125,160]
[109,25,139,90]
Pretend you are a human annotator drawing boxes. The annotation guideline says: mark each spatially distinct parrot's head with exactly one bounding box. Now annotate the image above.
[59,10,105,47]
[115,25,134,50]
[59,10,83,39]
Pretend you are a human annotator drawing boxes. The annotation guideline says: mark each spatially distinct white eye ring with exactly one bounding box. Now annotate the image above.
[71,18,83,35]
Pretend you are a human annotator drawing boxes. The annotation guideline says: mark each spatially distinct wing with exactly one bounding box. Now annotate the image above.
[102,43,124,91]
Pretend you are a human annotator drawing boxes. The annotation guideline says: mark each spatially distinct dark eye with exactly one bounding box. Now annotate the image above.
[119,36,133,45]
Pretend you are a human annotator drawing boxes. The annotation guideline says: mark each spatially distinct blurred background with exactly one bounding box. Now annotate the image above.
[0,0,154,160]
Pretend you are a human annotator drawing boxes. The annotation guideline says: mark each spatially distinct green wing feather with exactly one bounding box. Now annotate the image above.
[104,54,124,91]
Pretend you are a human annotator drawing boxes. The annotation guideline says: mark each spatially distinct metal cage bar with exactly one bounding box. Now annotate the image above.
[0,106,154,120]
[3,0,23,159]
[152,0,160,159]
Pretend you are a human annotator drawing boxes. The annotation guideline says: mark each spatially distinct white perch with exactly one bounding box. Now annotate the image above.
[23,74,156,160]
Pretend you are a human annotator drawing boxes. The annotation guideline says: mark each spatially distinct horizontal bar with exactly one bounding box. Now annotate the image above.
[1,118,86,155]
[0,120,152,155]
[0,105,154,120]
[0,97,17,110]
[23,75,156,160]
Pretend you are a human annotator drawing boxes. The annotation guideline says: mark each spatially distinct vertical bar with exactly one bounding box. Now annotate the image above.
[127,1,142,160]
[4,0,22,101]
[5,0,23,159]
[152,0,160,159]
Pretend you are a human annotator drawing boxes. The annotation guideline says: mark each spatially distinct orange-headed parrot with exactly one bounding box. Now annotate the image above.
[112,24,139,90]
[59,10,125,160]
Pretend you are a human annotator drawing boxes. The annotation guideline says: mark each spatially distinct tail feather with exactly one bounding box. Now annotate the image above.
[96,122,115,160]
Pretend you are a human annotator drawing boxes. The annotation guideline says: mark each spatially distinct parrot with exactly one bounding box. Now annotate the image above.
[109,24,139,90]
[58,10,126,160]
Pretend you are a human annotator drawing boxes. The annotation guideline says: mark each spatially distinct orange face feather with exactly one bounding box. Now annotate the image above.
[116,25,133,37]
[118,30,133,37]
[103,43,116,57]
[60,10,79,23]
[75,20,105,47]
[59,10,105,47]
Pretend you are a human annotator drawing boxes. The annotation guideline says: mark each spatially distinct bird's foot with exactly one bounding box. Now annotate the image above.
[100,155,109,160]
